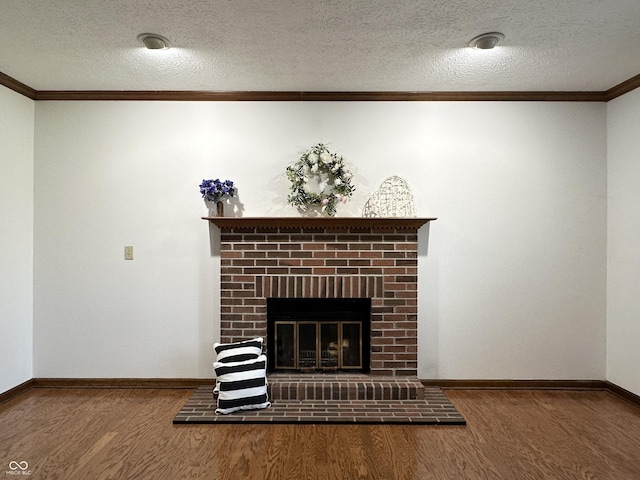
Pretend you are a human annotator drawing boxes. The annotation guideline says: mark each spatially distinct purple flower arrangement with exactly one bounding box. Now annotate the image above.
[199,179,236,202]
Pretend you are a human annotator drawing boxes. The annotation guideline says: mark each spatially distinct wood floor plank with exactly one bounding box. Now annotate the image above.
[1,388,639,479]
[445,390,640,480]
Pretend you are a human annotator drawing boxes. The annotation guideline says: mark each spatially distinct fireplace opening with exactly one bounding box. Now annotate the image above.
[266,298,371,373]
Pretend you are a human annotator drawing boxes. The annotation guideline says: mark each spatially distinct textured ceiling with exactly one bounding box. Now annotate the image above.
[1,0,640,92]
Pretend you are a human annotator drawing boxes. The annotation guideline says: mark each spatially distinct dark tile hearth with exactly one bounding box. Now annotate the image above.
[173,380,466,425]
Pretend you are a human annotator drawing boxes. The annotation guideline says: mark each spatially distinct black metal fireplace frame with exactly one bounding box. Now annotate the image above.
[266,297,371,373]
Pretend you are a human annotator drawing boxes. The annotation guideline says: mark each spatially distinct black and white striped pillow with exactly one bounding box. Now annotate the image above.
[213,355,271,414]
[214,337,263,363]
[213,337,263,393]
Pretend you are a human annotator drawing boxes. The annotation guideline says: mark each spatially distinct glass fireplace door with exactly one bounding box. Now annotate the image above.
[274,321,362,371]
[320,323,339,368]
[298,322,318,369]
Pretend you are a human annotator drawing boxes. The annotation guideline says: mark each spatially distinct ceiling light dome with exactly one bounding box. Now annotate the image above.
[137,33,171,50]
[468,32,504,50]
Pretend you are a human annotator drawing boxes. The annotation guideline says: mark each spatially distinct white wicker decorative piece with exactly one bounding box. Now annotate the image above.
[362,176,416,218]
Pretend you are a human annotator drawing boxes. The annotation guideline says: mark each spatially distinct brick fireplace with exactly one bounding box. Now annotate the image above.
[206,217,435,377]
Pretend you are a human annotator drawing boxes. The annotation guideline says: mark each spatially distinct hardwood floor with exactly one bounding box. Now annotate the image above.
[1,388,639,479]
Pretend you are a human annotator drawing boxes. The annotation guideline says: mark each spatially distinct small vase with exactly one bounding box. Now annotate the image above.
[216,201,224,217]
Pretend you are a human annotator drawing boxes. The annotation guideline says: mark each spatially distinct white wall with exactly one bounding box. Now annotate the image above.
[33,100,607,380]
[607,89,640,396]
[419,102,606,380]
[0,86,34,393]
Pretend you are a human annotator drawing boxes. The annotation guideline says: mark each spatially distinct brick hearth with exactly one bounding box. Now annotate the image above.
[267,373,424,400]
[207,217,434,376]
[173,384,466,425]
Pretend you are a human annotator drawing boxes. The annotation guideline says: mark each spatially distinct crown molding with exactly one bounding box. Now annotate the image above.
[0,72,37,99]
[33,89,607,102]
[605,73,640,101]
[1,71,638,103]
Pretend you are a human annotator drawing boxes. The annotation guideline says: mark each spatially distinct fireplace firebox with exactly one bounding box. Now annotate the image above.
[267,298,371,373]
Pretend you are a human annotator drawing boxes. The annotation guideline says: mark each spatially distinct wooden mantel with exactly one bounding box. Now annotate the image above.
[202,216,436,230]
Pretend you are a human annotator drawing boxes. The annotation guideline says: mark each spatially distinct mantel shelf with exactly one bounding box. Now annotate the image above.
[202,216,436,230]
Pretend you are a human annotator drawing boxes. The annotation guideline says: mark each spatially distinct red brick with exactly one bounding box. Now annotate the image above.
[348,243,372,250]
[395,275,418,283]
[231,275,257,282]
[302,243,326,250]
[348,259,370,266]
[278,259,301,266]
[279,243,302,250]
[312,235,338,242]
[372,259,395,266]
[221,235,244,242]
[233,243,257,250]
[256,243,279,250]
[290,251,313,258]
[302,258,332,266]
[385,282,408,290]
[220,282,247,290]
[220,250,243,258]
[360,251,383,258]
[337,268,359,275]
[336,251,360,258]
[326,259,349,266]
[267,251,291,258]
[231,259,255,266]
[289,234,314,242]
[395,243,418,251]
[244,268,266,274]
[255,260,279,267]
[230,306,255,314]
[289,267,313,275]
[244,251,266,259]
[313,251,337,258]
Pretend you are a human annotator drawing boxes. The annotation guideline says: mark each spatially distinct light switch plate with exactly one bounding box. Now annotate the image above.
[124,245,134,260]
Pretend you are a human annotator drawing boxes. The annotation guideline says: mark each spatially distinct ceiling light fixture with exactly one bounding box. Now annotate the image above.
[468,32,504,50]
[137,33,171,50]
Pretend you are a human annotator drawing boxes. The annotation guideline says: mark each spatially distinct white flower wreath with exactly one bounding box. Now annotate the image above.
[286,143,355,216]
